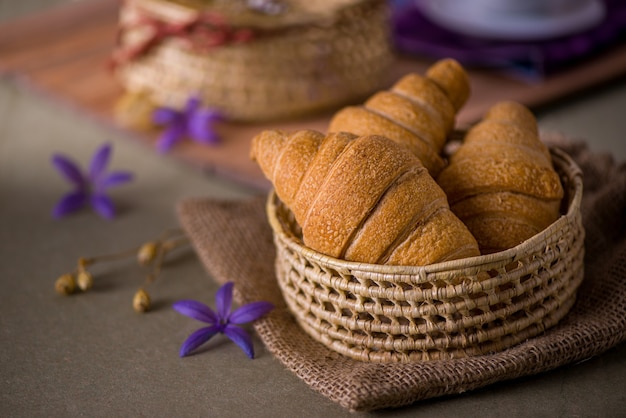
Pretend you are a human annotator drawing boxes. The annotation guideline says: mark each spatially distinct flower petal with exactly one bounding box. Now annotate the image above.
[184,95,202,114]
[156,126,184,153]
[189,127,219,145]
[191,108,222,125]
[153,108,180,125]
[91,194,115,220]
[216,282,234,319]
[52,191,87,218]
[98,171,134,190]
[224,325,254,359]
[172,300,218,324]
[89,143,112,181]
[51,155,86,187]
[179,325,221,357]
[188,111,220,145]
[229,301,274,325]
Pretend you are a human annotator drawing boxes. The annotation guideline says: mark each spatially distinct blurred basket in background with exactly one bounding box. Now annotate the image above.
[112,0,393,122]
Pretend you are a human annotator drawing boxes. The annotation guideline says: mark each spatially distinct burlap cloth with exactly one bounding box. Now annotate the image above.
[176,137,626,412]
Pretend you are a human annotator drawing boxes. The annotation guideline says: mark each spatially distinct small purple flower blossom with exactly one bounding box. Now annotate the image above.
[51,143,133,220]
[173,282,274,359]
[152,95,222,153]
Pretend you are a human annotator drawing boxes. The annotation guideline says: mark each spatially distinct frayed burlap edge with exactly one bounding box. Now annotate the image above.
[176,138,626,412]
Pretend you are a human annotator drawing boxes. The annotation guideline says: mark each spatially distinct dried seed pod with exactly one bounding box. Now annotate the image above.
[137,242,159,266]
[55,274,76,296]
[78,257,92,269]
[113,90,156,131]
[133,288,151,313]
[76,270,94,291]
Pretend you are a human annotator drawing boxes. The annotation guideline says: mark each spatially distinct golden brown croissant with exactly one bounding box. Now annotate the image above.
[437,101,564,254]
[327,58,470,176]
[251,129,480,265]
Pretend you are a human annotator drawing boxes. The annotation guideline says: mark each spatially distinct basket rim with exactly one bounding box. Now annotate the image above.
[266,146,583,275]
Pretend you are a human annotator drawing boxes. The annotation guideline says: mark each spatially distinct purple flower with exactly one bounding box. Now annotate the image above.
[152,95,222,153]
[173,282,274,359]
[51,143,133,220]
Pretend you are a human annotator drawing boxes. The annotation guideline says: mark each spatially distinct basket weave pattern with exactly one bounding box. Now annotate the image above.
[267,148,584,362]
[115,0,392,121]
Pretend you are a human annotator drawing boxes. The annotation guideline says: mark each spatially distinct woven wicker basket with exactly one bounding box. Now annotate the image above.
[113,0,392,122]
[267,147,584,362]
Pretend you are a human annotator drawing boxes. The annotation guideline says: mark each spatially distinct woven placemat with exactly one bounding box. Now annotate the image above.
[176,137,626,412]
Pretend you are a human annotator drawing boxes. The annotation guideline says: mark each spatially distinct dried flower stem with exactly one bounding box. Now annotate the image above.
[145,235,189,284]
[54,228,190,311]
[77,248,139,269]
[77,228,187,272]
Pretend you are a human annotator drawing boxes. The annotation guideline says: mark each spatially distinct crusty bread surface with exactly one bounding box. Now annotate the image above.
[251,130,481,265]
[437,101,564,253]
[328,58,470,177]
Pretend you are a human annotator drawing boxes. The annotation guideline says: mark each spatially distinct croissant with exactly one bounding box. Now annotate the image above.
[327,58,470,176]
[437,101,564,254]
[251,129,480,266]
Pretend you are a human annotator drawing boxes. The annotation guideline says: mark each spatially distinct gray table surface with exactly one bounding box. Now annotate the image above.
[1,1,625,417]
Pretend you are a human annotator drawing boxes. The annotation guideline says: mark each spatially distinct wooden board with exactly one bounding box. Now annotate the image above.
[2,0,626,190]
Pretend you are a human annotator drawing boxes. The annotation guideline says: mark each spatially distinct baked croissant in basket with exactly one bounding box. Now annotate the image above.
[328,58,470,176]
[251,129,480,265]
[437,101,565,254]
